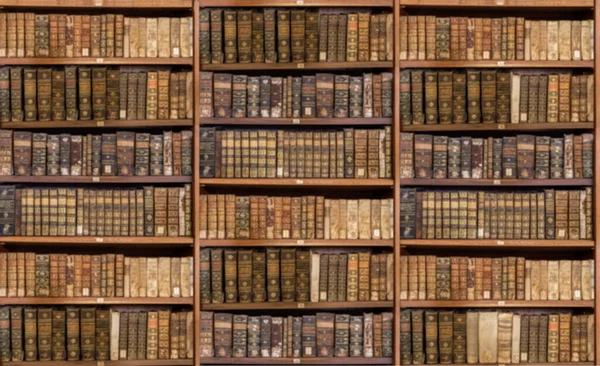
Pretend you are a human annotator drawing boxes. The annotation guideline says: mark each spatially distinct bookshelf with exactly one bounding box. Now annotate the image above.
[0,0,198,364]
[398,0,599,365]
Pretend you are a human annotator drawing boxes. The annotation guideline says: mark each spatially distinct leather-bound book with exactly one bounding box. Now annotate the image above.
[517,135,534,179]
[235,11,250,63]
[451,72,467,123]
[424,311,438,363]
[481,70,496,123]
[232,314,247,357]
[424,71,438,123]
[51,308,66,360]
[432,17,449,60]
[410,70,424,124]
[301,75,316,118]
[334,75,350,118]
[213,312,232,357]
[290,10,305,63]
[346,14,358,62]
[539,314,549,362]
[439,311,453,363]
[547,314,560,362]
[399,310,412,364]
[466,70,481,123]
[558,73,571,122]
[327,14,339,62]
[316,312,334,357]
[263,9,275,63]
[558,313,571,362]
[497,312,512,363]
[478,312,498,363]
[252,250,266,302]
[301,315,317,357]
[357,13,370,61]
[452,313,466,363]
[246,316,260,357]
[276,10,290,63]
[95,309,110,360]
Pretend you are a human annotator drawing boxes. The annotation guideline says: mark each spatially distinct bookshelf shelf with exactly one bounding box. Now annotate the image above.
[0,120,193,129]
[199,117,392,126]
[1,236,193,246]
[199,178,393,188]
[401,300,595,308]
[201,301,393,311]
[0,57,193,65]
[0,176,192,184]
[5,361,194,366]
[400,178,593,187]
[0,0,192,8]
[198,0,392,7]
[401,122,594,132]
[0,297,194,305]
[200,239,393,247]
[201,61,393,71]
[399,60,594,68]
[399,0,593,7]
[199,357,393,365]
[400,239,595,248]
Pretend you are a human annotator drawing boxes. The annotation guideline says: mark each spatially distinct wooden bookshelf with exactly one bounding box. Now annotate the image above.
[400,178,593,187]
[201,301,393,311]
[401,122,594,132]
[0,119,194,129]
[5,361,194,366]
[0,0,192,7]
[0,176,192,184]
[199,178,394,188]
[0,57,193,65]
[0,297,193,305]
[199,117,392,126]
[400,239,595,248]
[200,239,394,247]
[197,0,393,7]
[0,236,194,246]
[401,300,595,308]
[199,357,393,365]
[201,61,393,71]
[400,60,594,68]
[399,0,593,7]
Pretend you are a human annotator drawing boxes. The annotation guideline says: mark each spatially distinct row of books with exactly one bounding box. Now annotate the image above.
[0,67,193,122]
[0,307,193,362]
[400,70,594,125]
[0,130,192,177]
[399,310,594,364]
[199,127,392,179]
[199,72,393,119]
[200,9,393,64]
[399,256,594,301]
[400,133,594,180]
[199,311,393,358]
[0,253,193,298]
[200,248,393,304]
[0,185,192,237]
[0,14,193,58]
[199,195,394,240]
[399,188,593,240]
[399,16,594,61]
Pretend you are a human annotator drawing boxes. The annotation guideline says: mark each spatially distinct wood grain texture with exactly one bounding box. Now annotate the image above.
[401,300,594,308]
[200,239,394,247]
[0,58,192,65]
[0,236,193,245]
[0,297,193,305]
[201,61,393,71]
[0,120,193,129]
[1,0,191,7]
[401,122,594,132]
[400,60,593,68]
[400,178,593,187]
[401,239,594,248]
[199,178,393,187]
[0,176,192,184]
[198,0,392,6]
[199,117,392,126]
[200,357,393,364]
[201,301,393,311]
[399,0,592,7]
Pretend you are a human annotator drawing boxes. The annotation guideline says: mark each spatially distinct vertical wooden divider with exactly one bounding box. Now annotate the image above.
[595,0,600,362]
[393,0,402,365]
[193,0,202,364]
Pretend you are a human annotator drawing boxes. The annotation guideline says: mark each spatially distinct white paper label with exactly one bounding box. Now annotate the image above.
[104,166,111,174]
[82,49,89,57]
[77,226,83,235]
[575,50,581,59]
[97,362,105,366]
[97,297,104,303]
[297,303,305,308]
[304,107,312,115]
[96,58,104,64]
[96,121,104,126]
[506,168,512,177]
[93,177,100,182]
[120,111,127,119]
[297,240,304,245]
[293,359,301,364]
[520,113,527,121]
[296,0,304,4]
[96,237,103,242]
[493,179,501,185]
[83,288,90,296]
[277,168,283,176]
[297,63,304,69]
[498,301,505,306]
[575,290,581,298]
[94,0,103,5]
[498,124,505,130]
[497,240,504,245]
[292,118,300,124]
[173,47,180,57]
[497,61,505,66]
[483,51,490,59]
[478,228,484,237]
[296,179,303,184]
[173,287,180,296]
[374,229,381,237]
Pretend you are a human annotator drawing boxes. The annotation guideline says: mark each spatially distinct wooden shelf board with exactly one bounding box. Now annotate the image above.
[399,0,593,6]
[199,0,392,7]
[401,239,594,248]
[400,60,593,68]
[400,178,593,187]
[1,236,193,246]
[200,117,392,126]
[401,122,594,132]
[0,0,192,7]
[401,300,594,308]
[199,357,393,365]
[201,61,393,71]
[0,57,192,65]
[201,301,393,311]
[0,297,193,305]
[0,176,192,184]
[6,361,193,366]
[200,178,393,188]
[200,239,393,247]
[0,120,193,129]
